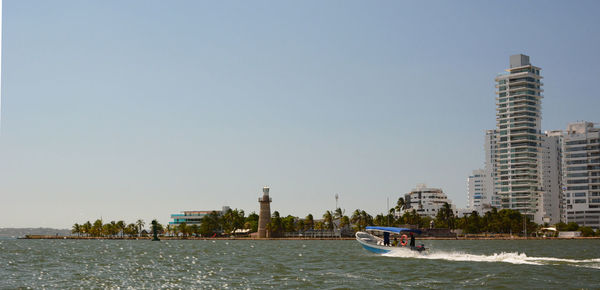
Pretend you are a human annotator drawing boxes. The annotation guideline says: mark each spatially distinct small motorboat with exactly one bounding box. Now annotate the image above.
[356,226,427,254]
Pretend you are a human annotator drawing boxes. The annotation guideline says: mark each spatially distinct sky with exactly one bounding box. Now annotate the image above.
[1,0,599,228]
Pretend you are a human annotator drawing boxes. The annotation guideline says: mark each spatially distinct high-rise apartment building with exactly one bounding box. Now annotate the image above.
[467,169,486,211]
[540,131,563,224]
[484,129,500,208]
[494,54,543,218]
[562,122,600,229]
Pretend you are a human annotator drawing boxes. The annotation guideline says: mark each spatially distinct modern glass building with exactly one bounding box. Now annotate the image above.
[169,206,230,225]
[494,54,543,219]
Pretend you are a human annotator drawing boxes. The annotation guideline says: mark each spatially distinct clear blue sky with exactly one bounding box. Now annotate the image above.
[1,0,599,228]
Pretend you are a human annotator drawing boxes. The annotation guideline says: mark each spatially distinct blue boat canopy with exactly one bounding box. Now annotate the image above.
[365,226,422,234]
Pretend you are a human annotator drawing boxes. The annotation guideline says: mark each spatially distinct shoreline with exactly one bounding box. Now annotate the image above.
[20,235,600,240]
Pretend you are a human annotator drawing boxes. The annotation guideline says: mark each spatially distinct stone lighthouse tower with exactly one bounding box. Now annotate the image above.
[257,186,272,238]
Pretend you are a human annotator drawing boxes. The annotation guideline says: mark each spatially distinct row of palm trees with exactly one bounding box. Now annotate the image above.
[71,207,370,238]
[76,197,570,238]
[72,219,148,237]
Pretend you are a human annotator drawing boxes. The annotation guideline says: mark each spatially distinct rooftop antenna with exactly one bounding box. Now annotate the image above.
[387,197,390,226]
[335,193,339,209]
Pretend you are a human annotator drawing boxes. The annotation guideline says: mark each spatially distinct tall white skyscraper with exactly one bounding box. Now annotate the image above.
[562,122,600,229]
[484,129,499,208]
[494,54,543,219]
[540,130,563,224]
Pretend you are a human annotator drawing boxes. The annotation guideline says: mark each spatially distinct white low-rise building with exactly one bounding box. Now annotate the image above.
[468,169,488,213]
[402,184,457,218]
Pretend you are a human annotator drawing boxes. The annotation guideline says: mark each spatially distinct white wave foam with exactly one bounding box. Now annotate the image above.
[382,248,600,268]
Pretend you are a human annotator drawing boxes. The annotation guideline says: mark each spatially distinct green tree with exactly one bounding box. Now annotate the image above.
[269,211,283,237]
[102,223,113,237]
[166,224,174,236]
[189,224,199,237]
[579,226,595,237]
[334,208,343,220]
[82,221,92,237]
[136,219,145,237]
[116,220,126,237]
[402,210,421,227]
[373,213,387,226]
[296,219,305,231]
[222,209,246,235]
[178,222,188,238]
[351,209,362,230]
[434,202,455,229]
[282,215,297,232]
[339,216,350,229]
[323,210,334,230]
[350,209,373,231]
[72,223,81,236]
[304,214,314,230]
[314,221,324,230]
[566,222,580,231]
[555,222,568,231]
[199,211,221,236]
[91,219,103,237]
[125,223,138,237]
[244,212,259,233]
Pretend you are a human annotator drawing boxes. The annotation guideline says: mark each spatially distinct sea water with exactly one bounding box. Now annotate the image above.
[1,239,599,288]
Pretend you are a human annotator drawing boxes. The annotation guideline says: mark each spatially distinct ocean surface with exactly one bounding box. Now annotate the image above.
[1,239,599,288]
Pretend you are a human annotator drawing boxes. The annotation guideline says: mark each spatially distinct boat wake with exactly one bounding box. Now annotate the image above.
[382,249,600,269]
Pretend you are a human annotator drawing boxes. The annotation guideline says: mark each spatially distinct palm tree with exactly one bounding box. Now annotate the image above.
[136,219,145,237]
[199,211,220,236]
[178,222,188,238]
[296,219,305,232]
[72,223,81,236]
[360,210,373,230]
[116,221,126,238]
[102,223,112,237]
[351,209,362,230]
[189,224,199,237]
[314,221,324,230]
[82,221,92,237]
[269,211,283,237]
[304,214,314,231]
[126,223,138,237]
[223,209,246,235]
[374,214,386,226]
[339,216,350,229]
[395,197,406,214]
[435,202,455,229]
[92,219,103,237]
[323,210,334,230]
[334,208,343,220]
[110,221,118,237]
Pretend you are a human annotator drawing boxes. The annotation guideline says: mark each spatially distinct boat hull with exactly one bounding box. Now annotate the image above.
[355,231,427,254]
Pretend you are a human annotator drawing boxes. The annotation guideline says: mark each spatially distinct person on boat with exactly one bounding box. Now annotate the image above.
[383,232,390,246]
[409,232,416,248]
[392,237,399,247]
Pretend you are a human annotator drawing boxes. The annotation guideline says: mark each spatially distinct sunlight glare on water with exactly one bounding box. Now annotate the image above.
[0,239,599,288]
